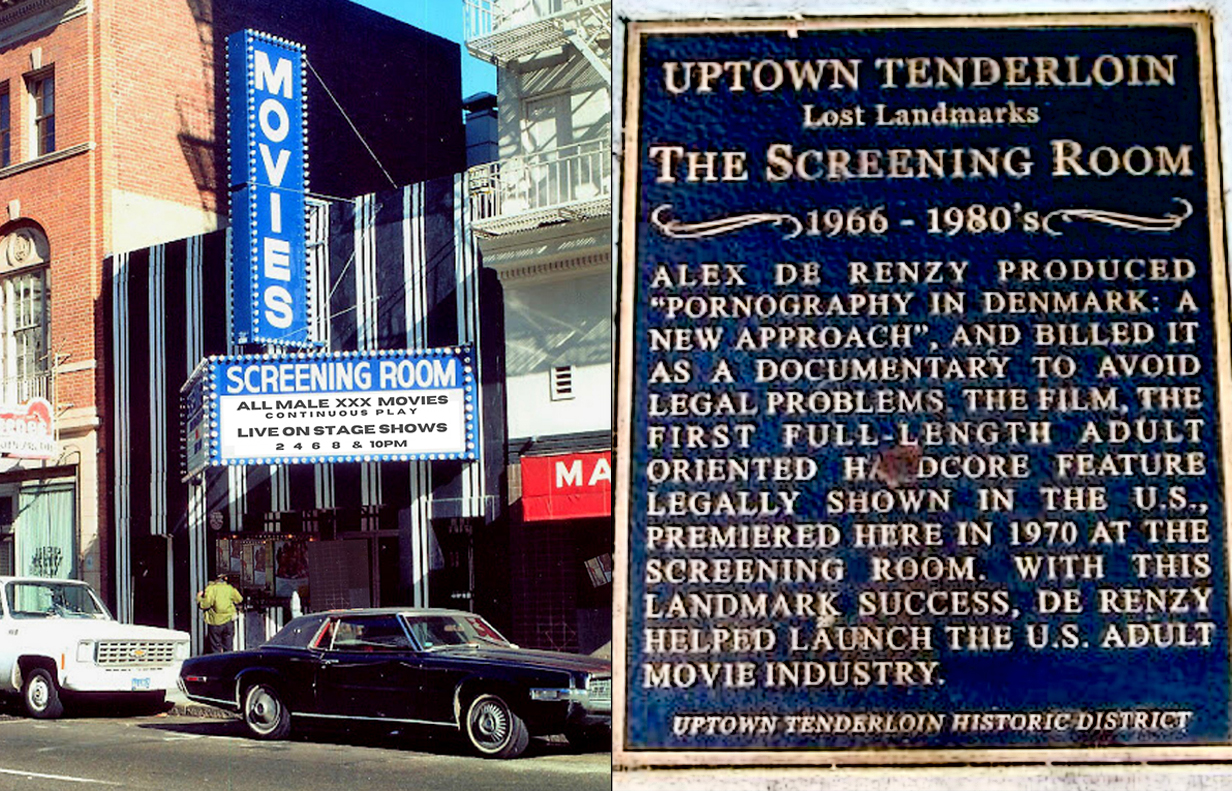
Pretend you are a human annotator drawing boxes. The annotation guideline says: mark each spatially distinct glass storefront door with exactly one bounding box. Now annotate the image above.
[16,479,75,579]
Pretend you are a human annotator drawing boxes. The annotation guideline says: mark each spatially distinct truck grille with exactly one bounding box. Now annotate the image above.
[95,641,177,667]
[588,676,611,704]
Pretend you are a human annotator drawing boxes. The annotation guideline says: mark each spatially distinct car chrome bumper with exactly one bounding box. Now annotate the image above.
[530,686,612,714]
[61,663,182,694]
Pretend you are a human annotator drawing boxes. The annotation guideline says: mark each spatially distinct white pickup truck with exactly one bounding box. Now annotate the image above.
[0,576,190,718]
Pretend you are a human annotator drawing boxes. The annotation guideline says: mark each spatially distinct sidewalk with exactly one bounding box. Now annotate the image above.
[166,684,236,719]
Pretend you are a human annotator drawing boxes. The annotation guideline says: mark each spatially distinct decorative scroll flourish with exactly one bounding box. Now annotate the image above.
[650,204,803,240]
[1043,198,1193,236]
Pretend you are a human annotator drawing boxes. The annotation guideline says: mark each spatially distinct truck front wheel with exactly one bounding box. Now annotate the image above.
[23,668,63,719]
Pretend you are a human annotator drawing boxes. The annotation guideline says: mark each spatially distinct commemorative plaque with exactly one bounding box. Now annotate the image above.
[615,13,1232,765]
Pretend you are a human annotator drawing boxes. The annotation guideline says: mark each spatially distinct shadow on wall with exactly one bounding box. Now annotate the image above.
[177,97,218,206]
[504,269,612,377]
[182,0,221,211]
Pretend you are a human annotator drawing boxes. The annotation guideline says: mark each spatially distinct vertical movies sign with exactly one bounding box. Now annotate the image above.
[228,30,311,347]
[616,14,1232,765]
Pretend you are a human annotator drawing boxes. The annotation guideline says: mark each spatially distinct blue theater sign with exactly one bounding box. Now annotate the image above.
[616,13,1232,766]
[228,29,311,347]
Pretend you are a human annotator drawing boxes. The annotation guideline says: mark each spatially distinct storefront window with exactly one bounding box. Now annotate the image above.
[216,536,312,604]
[16,481,75,579]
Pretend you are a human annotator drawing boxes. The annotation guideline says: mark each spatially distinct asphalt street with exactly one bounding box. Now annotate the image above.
[0,702,610,791]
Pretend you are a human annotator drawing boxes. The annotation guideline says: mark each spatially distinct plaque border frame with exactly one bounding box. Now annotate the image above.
[615,11,1232,768]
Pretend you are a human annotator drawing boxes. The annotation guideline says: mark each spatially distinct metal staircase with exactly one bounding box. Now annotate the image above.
[463,0,611,85]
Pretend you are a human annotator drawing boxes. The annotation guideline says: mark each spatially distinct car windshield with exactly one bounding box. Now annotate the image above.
[263,614,328,649]
[403,613,512,651]
[6,581,109,619]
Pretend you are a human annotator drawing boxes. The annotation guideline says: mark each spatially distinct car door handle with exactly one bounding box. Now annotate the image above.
[319,658,339,666]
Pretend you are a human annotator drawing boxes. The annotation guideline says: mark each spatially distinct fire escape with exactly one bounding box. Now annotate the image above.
[463,0,612,236]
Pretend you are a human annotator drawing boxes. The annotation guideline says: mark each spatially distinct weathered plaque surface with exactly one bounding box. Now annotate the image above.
[615,13,1232,765]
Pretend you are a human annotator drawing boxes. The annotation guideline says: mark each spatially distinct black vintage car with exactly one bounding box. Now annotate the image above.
[178,608,611,758]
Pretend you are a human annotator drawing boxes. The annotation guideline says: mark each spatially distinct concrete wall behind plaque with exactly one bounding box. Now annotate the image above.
[614,0,1232,788]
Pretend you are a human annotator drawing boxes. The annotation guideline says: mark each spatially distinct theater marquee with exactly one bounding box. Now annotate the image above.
[615,13,1232,766]
[180,347,477,476]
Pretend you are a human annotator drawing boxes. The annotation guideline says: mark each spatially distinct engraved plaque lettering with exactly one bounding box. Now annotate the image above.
[615,13,1232,766]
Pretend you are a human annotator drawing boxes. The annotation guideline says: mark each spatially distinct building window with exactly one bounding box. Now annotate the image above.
[28,71,53,157]
[0,86,10,168]
[3,268,48,402]
[0,226,50,404]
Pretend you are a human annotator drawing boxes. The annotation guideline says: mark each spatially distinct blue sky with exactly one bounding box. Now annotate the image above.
[350,0,496,98]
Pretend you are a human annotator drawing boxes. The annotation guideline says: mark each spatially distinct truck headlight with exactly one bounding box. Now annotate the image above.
[174,641,190,660]
[76,640,94,663]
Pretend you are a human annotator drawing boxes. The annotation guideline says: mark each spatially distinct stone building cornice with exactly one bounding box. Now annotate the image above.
[0,0,89,50]
[495,252,608,283]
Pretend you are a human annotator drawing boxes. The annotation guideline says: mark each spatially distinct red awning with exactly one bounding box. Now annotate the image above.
[521,451,611,521]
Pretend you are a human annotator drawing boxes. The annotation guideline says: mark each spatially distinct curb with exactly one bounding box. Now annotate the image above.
[168,702,237,720]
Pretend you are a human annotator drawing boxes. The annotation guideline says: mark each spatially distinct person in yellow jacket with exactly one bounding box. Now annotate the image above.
[197,574,243,653]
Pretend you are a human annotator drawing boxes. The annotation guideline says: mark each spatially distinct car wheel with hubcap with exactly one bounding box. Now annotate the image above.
[23,668,63,719]
[465,693,530,759]
[243,682,291,740]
